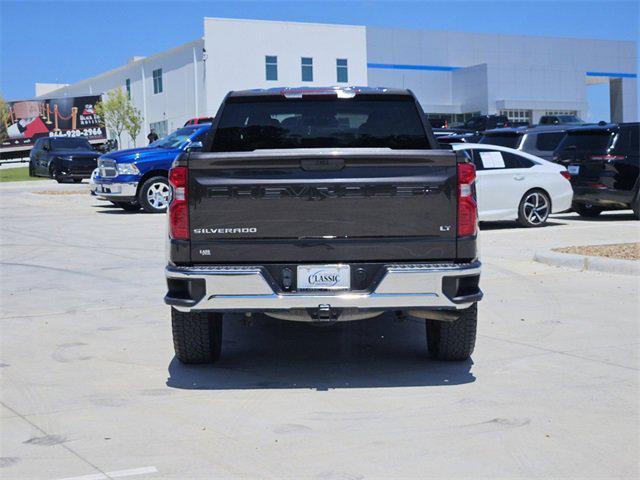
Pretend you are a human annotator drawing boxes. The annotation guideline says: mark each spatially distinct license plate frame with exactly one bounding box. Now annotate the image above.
[297,264,351,291]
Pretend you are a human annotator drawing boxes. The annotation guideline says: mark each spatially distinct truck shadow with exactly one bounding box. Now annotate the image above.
[552,211,636,222]
[166,314,475,391]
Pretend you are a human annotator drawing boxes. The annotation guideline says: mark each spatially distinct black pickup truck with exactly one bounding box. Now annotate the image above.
[164,87,482,364]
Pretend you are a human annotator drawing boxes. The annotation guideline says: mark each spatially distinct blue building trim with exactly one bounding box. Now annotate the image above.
[367,64,637,79]
[367,63,460,72]
[586,71,637,79]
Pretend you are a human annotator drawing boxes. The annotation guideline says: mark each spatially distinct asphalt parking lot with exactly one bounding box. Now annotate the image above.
[1,179,638,480]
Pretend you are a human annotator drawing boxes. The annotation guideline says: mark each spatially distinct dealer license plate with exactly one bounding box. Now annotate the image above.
[568,165,580,175]
[297,265,351,291]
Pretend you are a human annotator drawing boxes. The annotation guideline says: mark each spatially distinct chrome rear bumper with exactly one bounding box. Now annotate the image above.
[165,262,482,320]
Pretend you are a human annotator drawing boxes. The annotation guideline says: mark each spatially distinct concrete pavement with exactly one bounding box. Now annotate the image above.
[1,179,638,479]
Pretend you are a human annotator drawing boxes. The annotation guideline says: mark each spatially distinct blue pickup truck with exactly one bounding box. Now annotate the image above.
[92,124,210,212]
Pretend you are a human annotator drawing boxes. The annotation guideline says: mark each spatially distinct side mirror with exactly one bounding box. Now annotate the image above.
[42,144,50,151]
[186,141,203,152]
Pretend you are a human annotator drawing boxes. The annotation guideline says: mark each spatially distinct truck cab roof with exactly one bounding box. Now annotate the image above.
[227,86,413,98]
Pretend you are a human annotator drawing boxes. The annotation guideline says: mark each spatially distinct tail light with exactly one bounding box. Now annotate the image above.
[457,162,477,237]
[560,170,572,181]
[169,166,189,240]
[590,154,626,161]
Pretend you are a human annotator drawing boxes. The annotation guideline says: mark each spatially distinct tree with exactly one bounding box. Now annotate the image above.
[94,89,130,147]
[0,94,9,143]
[125,105,143,147]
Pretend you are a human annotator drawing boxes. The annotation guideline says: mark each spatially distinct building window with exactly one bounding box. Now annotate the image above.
[265,56,278,81]
[125,78,131,99]
[301,57,313,82]
[545,110,577,116]
[336,59,348,83]
[500,109,532,125]
[149,120,168,138]
[152,68,163,94]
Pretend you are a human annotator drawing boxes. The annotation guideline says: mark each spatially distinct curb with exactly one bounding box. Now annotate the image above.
[534,250,640,276]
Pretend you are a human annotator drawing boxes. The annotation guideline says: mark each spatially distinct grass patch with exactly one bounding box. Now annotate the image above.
[0,166,45,183]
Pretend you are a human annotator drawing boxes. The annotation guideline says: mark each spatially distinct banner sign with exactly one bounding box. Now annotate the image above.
[1,95,106,150]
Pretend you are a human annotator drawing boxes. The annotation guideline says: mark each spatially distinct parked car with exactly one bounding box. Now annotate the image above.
[479,125,568,161]
[28,136,101,183]
[539,114,585,126]
[93,124,210,213]
[553,122,640,218]
[519,126,569,161]
[165,86,482,364]
[458,115,509,133]
[184,117,214,126]
[452,143,573,226]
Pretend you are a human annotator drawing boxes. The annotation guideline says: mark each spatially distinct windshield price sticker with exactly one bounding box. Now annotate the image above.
[480,151,506,169]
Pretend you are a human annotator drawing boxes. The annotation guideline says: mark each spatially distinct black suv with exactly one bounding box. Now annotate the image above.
[539,114,585,126]
[459,115,509,132]
[553,123,639,218]
[29,136,100,183]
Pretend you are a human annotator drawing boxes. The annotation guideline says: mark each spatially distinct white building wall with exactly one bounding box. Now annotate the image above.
[203,18,368,115]
[366,27,637,122]
[452,64,488,114]
[621,77,638,122]
[36,40,205,149]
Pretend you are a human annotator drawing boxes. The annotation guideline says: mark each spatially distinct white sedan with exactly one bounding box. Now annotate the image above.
[452,143,573,227]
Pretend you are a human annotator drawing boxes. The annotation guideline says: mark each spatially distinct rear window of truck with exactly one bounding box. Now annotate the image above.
[210,97,429,151]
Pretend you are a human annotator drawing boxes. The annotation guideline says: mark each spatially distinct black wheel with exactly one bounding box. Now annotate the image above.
[72,178,83,183]
[426,303,477,361]
[171,308,223,364]
[28,162,35,177]
[49,166,64,183]
[111,201,140,211]
[573,203,602,218]
[138,176,170,213]
[517,190,550,227]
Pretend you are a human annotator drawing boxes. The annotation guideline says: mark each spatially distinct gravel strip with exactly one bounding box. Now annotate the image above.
[553,243,640,261]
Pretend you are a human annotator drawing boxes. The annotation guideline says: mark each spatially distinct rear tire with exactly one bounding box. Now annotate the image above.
[138,176,170,213]
[574,203,602,217]
[73,178,83,183]
[517,190,550,227]
[111,201,140,211]
[171,308,223,364]
[426,304,477,361]
[631,192,640,220]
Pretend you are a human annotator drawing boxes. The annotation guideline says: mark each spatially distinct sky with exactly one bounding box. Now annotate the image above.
[1,0,638,121]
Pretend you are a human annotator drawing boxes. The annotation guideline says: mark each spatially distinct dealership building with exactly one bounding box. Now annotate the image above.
[35,17,638,148]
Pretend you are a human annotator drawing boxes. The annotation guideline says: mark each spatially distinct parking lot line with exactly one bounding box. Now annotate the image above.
[57,466,158,480]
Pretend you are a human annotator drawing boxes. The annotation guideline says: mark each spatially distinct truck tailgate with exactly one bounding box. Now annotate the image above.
[187,148,458,263]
